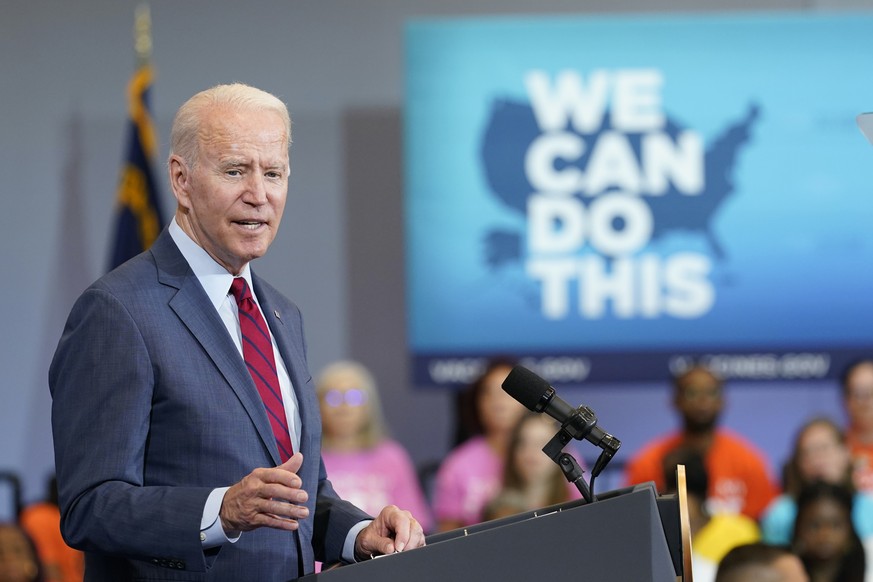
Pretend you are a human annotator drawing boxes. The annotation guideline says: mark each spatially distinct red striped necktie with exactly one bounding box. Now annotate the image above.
[230,277,293,462]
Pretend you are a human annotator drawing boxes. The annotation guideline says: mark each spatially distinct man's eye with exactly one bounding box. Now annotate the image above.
[227,169,242,177]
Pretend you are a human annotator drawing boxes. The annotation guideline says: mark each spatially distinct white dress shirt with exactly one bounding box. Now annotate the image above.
[169,219,300,545]
[168,219,368,560]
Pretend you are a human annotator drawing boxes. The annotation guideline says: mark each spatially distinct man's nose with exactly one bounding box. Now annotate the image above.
[243,174,269,204]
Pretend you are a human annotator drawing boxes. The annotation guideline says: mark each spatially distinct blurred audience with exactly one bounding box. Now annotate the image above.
[716,542,809,582]
[841,359,873,493]
[0,472,22,524]
[18,476,82,582]
[450,357,516,448]
[761,417,873,546]
[624,363,777,519]
[481,412,582,521]
[0,522,44,582]
[433,359,525,531]
[316,360,434,533]
[662,447,760,582]
[791,481,867,582]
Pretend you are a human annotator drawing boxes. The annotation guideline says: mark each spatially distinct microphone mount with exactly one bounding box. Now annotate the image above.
[543,428,592,504]
[542,399,621,502]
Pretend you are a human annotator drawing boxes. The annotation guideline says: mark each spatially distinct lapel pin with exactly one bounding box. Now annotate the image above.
[274,310,281,319]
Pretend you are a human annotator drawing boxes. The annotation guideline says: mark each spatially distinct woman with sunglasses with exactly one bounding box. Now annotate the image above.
[316,361,434,534]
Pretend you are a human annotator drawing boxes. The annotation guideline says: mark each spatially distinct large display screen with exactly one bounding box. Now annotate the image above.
[405,12,873,386]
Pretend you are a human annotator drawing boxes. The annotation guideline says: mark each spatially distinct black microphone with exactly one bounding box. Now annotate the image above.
[502,365,621,476]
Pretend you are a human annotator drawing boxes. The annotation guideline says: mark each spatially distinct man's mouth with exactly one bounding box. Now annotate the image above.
[234,220,265,230]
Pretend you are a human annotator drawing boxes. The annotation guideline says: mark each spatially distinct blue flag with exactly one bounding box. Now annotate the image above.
[108,64,165,270]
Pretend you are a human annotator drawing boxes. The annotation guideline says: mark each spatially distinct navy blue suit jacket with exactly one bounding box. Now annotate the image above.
[50,230,369,581]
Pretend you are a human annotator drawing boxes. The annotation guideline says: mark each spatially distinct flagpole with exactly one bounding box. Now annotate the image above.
[108,2,165,271]
[134,3,152,66]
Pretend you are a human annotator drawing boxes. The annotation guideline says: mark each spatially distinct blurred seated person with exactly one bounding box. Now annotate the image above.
[716,543,809,582]
[791,481,867,582]
[0,522,44,582]
[481,413,582,521]
[662,447,760,582]
[761,417,873,546]
[624,363,777,519]
[841,359,873,493]
[316,361,433,533]
[450,357,517,448]
[18,476,82,582]
[433,359,526,531]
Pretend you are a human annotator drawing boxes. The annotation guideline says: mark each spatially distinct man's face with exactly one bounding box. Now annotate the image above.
[171,105,288,275]
[674,368,723,433]
[844,362,873,431]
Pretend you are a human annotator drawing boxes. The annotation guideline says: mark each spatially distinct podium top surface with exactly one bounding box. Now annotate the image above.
[301,482,678,582]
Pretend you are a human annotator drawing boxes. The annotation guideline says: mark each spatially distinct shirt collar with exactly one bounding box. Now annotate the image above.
[169,217,254,311]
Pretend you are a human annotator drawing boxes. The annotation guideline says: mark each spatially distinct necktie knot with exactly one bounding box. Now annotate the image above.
[230,277,251,305]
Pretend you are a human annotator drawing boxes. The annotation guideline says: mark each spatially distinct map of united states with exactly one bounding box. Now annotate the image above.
[480,100,760,266]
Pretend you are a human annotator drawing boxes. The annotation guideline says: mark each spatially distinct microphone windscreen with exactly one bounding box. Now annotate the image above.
[501,365,551,411]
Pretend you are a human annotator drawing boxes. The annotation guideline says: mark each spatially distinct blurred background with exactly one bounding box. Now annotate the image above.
[2,0,871,511]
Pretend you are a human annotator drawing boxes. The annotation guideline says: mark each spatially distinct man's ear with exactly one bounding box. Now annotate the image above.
[168,155,191,209]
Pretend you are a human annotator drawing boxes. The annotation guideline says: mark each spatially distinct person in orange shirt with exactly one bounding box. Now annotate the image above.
[624,364,778,519]
[841,359,873,493]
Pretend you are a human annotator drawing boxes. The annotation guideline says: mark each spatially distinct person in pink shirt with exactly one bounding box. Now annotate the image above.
[317,361,434,533]
[482,412,583,521]
[433,359,526,532]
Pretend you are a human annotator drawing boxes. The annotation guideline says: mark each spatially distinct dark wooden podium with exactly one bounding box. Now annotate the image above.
[301,480,690,582]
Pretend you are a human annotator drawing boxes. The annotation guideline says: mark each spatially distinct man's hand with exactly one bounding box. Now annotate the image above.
[354,505,425,560]
[219,453,309,533]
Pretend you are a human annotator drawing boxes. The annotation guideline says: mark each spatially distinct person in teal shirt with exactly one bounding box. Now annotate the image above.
[761,417,873,544]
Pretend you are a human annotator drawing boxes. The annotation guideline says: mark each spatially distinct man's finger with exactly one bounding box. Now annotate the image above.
[278,452,303,473]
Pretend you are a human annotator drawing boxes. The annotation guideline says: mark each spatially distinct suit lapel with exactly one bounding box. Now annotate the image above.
[151,231,282,465]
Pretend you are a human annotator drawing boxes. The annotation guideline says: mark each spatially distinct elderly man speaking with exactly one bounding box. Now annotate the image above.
[50,83,425,582]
